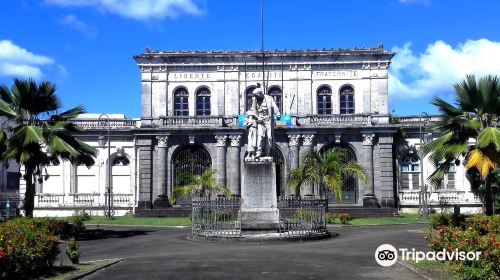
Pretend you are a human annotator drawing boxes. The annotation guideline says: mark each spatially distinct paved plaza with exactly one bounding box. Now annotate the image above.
[80,224,429,280]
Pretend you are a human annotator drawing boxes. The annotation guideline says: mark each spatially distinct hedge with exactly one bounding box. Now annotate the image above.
[0,218,68,278]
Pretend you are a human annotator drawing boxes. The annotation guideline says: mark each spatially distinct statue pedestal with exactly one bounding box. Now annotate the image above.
[240,160,279,230]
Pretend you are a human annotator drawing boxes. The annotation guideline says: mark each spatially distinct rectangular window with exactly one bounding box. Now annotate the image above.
[318,95,332,115]
[412,173,420,189]
[401,164,410,172]
[447,173,455,189]
[401,174,410,189]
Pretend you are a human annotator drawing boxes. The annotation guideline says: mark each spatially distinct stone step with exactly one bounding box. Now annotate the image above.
[327,207,398,218]
[134,208,191,218]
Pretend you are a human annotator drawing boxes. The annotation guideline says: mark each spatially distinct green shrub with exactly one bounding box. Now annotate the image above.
[430,213,449,229]
[426,214,500,279]
[70,209,91,236]
[430,213,466,229]
[65,238,81,264]
[339,213,351,224]
[0,218,60,278]
[326,213,338,224]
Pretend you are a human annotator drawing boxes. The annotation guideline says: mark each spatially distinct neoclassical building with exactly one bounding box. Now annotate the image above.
[0,46,483,217]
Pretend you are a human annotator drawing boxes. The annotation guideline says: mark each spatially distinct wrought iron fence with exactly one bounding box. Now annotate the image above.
[191,196,328,239]
[278,197,327,237]
[191,196,241,237]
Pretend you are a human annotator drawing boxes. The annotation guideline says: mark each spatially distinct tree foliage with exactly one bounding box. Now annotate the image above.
[0,78,96,217]
[170,168,231,204]
[286,148,367,201]
[422,74,500,214]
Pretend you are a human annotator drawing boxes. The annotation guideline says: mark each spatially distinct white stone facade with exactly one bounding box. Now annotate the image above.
[0,48,483,217]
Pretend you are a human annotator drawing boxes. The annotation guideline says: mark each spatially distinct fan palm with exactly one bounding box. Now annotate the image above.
[286,148,368,202]
[422,74,500,215]
[0,78,96,217]
[170,168,231,204]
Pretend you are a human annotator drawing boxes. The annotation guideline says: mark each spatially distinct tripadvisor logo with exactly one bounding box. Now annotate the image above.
[375,244,481,267]
[375,244,398,267]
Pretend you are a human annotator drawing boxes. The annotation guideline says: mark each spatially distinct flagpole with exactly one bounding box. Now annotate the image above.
[261,0,265,94]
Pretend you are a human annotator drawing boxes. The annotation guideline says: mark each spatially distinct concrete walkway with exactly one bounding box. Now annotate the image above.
[81,224,430,280]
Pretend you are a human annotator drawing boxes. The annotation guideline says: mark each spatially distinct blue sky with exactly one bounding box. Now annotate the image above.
[1,0,500,117]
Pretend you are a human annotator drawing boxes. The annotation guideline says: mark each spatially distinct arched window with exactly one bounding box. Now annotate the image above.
[110,154,131,194]
[245,86,257,111]
[268,86,283,113]
[112,156,130,166]
[339,85,355,114]
[196,87,211,116]
[317,86,332,115]
[174,87,189,116]
[401,154,420,190]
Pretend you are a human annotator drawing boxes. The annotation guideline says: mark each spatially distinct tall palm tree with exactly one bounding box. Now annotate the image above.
[286,148,368,202]
[422,74,500,215]
[0,78,96,217]
[170,168,231,204]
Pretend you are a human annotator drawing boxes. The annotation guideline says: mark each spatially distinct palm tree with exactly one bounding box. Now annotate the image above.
[170,168,231,205]
[0,78,96,217]
[286,148,368,202]
[422,74,500,215]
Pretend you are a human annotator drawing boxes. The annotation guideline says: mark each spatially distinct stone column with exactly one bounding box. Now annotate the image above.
[215,135,228,187]
[137,138,153,209]
[300,134,315,196]
[362,133,380,207]
[154,135,169,208]
[287,134,301,196]
[227,135,242,196]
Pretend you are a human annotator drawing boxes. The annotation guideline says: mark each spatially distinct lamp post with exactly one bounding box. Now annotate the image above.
[98,114,113,219]
[419,112,430,218]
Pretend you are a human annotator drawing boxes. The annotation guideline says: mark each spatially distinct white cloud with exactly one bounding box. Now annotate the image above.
[60,14,97,38]
[389,39,500,98]
[0,40,55,79]
[46,0,202,20]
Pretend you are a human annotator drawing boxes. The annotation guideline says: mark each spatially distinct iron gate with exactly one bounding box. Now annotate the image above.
[173,145,212,204]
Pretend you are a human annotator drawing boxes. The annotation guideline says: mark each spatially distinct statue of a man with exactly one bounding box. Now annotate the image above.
[248,83,281,159]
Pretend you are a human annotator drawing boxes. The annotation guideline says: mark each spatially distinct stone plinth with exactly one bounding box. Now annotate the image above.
[240,160,279,230]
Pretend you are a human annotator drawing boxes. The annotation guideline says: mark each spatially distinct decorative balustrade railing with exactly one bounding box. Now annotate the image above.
[72,119,139,129]
[191,196,241,237]
[113,194,133,206]
[36,194,65,207]
[278,197,328,236]
[296,114,375,127]
[160,116,224,127]
[28,193,134,209]
[398,190,482,206]
[392,115,441,126]
[71,193,98,205]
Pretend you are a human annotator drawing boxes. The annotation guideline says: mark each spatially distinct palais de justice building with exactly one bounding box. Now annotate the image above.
[5,46,481,217]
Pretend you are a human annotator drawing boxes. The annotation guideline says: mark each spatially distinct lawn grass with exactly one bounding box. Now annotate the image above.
[329,214,427,226]
[31,211,423,227]
[79,214,426,227]
[41,259,115,280]
[85,216,191,226]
